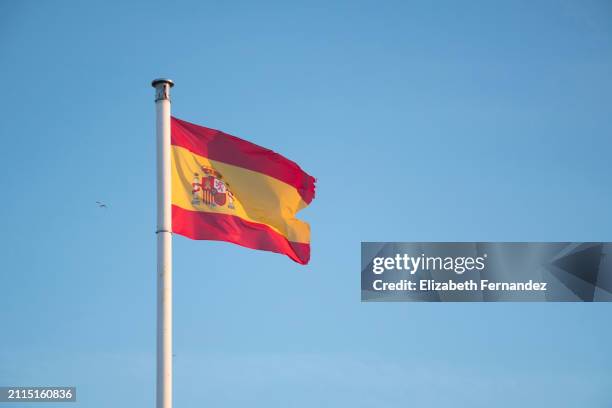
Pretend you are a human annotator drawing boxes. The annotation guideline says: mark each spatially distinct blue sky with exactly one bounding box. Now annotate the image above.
[1,0,612,406]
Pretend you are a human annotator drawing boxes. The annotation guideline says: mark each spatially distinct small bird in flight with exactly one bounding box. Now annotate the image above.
[96,201,108,209]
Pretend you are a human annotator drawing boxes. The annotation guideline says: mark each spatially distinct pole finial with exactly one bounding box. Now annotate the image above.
[152,78,174,102]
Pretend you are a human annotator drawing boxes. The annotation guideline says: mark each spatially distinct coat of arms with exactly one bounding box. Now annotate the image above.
[191,166,235,210]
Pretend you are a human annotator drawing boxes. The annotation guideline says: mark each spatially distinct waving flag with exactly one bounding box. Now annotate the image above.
[170,117,315,264]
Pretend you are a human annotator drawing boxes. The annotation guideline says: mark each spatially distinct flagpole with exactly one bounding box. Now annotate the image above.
[152,78,174,408]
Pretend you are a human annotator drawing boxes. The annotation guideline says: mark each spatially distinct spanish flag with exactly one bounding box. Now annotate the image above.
[171,117,315,264]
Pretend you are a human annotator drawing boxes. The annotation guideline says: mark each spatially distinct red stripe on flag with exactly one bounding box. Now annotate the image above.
[171,117,316,204]
[172,205,310,264]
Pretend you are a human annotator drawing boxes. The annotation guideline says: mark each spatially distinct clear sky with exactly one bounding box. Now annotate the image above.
[1,0,612,406]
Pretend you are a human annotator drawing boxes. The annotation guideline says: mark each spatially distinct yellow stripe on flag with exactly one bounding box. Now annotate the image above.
[171,145,310,243]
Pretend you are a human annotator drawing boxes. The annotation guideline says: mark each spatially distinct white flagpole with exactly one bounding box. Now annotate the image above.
[152,78,174,408]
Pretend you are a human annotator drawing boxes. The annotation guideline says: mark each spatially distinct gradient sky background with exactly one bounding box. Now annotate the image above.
[1,0,612,406]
